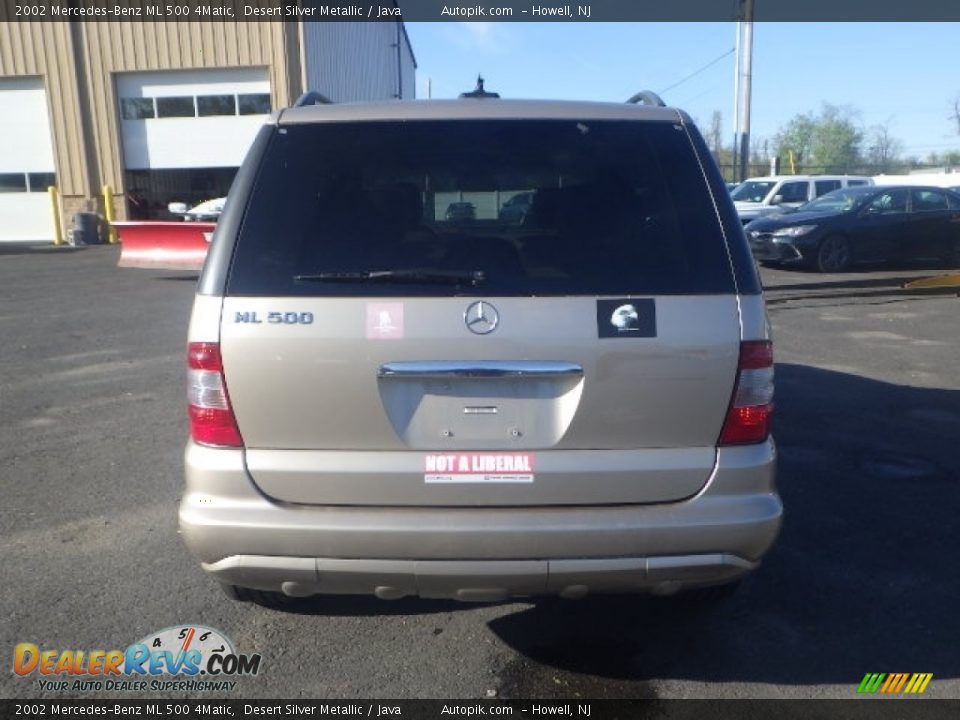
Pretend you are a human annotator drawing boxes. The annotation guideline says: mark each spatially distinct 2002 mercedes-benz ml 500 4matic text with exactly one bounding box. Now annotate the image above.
[179,89,782,606]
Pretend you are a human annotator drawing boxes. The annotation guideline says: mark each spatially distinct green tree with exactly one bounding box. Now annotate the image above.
[774,113,816,168]
[775,104,863,173]
[925,150,960,167]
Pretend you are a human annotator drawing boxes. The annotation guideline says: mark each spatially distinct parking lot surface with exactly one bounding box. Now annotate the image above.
[1,245,958,700]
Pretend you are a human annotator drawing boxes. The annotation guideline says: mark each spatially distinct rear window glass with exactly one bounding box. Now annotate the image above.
[227,120,735,297]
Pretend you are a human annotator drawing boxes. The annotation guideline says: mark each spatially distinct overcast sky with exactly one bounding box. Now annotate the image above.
[405,22,960,160]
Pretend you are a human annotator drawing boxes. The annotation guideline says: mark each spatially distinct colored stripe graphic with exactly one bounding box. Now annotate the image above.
[858,672,932,694]
[880,673,908,693]
[904,673,933,694]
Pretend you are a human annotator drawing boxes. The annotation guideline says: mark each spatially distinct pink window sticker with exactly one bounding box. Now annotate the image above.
[366,302,404,340]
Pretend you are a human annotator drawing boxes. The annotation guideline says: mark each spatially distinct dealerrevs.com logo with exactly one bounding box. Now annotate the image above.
[13,625,261,692]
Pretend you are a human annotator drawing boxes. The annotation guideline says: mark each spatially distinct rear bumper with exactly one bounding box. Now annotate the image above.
[179,441,781,599]
[204,553,758,601]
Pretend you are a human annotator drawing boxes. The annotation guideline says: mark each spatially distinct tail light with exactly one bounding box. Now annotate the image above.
[187,342,243,447]
[719,340,774,446]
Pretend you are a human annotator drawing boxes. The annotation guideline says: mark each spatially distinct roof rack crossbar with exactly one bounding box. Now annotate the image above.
[625,91,666,107]
[294,91,334,107]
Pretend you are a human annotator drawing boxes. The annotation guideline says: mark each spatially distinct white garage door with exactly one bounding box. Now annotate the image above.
[0,77,57,242]
[116,68,271,170]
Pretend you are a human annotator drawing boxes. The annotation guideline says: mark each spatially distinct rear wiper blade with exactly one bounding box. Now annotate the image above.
[294,269,485,286]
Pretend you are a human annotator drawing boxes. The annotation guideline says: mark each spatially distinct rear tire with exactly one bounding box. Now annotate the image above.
[816,235,852,273]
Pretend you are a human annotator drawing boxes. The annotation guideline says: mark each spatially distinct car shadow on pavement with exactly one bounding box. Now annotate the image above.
[156,274,200,282]
[487,363,960,690]
[0,244,88,256]
[766,273,955,294]
[764,258,950,279]
[262,594,492,618]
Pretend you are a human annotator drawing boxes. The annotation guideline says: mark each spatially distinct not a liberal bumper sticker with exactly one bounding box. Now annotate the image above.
[425,453,535,483]
[597,298,656,338]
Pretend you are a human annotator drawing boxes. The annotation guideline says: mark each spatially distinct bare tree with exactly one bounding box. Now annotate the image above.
[866,120,904,174]
[708,111,724,155]
[953,95,960,135]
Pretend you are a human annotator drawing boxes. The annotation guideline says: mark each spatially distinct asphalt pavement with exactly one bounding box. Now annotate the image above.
[1,244,958,701]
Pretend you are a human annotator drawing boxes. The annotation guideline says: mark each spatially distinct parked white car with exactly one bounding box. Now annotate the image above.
[167,197,226,222]
[732,175,873,225]
[873,173,960,188]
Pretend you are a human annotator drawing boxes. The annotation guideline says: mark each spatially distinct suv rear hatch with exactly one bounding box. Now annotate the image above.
[219,115,743,506]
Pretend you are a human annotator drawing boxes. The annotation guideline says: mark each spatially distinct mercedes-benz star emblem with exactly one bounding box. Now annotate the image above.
[464,301,499,335]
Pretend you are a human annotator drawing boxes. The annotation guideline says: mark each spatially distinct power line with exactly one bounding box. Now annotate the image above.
[658,48,735,96]
[674,87,720,108]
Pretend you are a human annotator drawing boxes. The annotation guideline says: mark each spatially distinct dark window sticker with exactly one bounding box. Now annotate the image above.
[597,298,656,338]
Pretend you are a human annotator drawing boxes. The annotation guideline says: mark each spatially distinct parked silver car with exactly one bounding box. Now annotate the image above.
[180,92,781,606]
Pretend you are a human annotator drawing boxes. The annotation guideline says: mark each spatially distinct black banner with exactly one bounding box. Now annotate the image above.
[3,0,960,22]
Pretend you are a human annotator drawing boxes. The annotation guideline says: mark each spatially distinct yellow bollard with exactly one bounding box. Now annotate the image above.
[48,186,64,246]
[102,184,118,244]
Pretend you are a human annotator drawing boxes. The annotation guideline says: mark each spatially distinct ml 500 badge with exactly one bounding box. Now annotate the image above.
[234,312,314,325]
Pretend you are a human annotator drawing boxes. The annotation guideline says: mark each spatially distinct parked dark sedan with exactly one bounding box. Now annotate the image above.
[745,185,960,272]
[498,191,533,225]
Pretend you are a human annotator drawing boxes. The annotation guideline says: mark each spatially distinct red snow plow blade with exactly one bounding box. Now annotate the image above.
[114,222,215,270]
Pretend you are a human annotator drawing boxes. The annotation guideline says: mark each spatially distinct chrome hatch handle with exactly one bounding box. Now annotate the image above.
[377,361,583,379]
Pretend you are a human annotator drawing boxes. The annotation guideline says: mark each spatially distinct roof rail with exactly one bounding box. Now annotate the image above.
[294,91,334,107]
[625,91,666,107]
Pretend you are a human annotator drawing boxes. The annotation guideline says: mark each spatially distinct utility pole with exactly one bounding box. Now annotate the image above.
[732,19,740,182]
[735,0,755,182]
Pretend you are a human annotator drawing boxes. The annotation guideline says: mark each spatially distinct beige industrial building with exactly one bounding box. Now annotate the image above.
[0,16,416,241]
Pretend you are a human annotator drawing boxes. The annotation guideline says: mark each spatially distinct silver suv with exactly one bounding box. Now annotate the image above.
[180,91,782,605]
